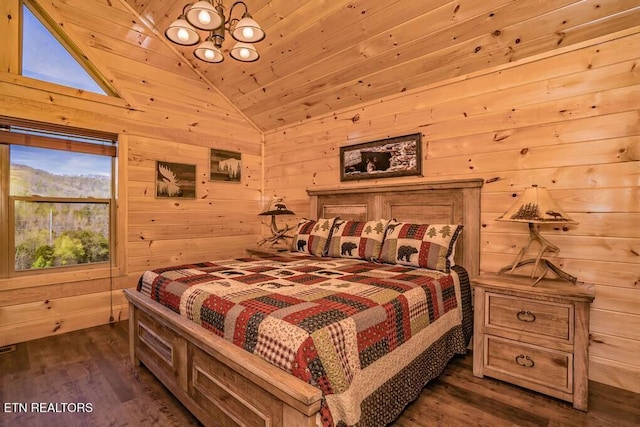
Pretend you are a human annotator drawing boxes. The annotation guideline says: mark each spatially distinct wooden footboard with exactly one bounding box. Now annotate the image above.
[124,289,322,427]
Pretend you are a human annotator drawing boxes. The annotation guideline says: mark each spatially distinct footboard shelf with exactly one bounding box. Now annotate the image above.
[124,289,322,427]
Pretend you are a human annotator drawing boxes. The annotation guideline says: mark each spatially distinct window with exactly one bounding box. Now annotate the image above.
[20,0,115,96]
[0,119,117,276]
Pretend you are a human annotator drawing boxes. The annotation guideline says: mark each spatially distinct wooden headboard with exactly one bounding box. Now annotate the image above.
[307,179,483,278]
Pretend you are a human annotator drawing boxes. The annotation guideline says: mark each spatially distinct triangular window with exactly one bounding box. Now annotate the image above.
[21,2,113,96]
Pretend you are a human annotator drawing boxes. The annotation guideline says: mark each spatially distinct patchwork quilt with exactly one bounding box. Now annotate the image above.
[137,253,471,427]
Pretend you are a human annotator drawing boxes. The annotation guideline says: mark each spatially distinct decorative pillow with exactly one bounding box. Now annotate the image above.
[327,219,390,260]
[291,217,337,256]
[379,221,463,272]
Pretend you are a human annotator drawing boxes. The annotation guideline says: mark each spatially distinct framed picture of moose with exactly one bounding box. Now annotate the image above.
[340,133,422,182]
[155,161,196,199]
[210,149,242,183]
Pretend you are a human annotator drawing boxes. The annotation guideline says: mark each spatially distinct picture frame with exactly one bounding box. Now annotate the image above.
[210,148,242,183]
[155,161,196,199]
[340,133,422,182]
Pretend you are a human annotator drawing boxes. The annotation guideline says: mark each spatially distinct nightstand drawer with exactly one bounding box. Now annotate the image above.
[484,336,572,393]
[487,293,572,341]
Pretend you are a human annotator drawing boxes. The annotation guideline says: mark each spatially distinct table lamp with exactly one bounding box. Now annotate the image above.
[496,185,578,285]
[257,196,295,250]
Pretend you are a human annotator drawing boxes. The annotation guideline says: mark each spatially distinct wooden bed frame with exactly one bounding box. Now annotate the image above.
[124,179,482,427]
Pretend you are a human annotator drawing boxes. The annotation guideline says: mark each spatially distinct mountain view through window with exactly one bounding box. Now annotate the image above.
[10,145,112,271]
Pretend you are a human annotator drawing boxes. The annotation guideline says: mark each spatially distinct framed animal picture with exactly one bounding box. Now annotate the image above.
[155,161,196,199]
[340,133,422,182]
[210,149,241,183]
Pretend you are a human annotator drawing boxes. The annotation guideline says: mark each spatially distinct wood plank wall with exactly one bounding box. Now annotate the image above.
[263,29,640,394]
[0,0,262,346]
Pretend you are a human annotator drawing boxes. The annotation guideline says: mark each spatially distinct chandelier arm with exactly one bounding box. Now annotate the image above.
[229,1,248,18]
[181,3,194,16]
[224,1,248,29]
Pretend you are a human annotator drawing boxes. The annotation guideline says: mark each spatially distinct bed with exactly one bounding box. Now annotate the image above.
[124,179,483,427]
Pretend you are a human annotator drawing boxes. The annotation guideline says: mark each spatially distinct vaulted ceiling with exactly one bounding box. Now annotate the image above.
[124,0,640,131]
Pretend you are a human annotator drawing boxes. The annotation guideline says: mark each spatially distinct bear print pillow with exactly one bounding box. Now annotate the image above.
[379,221,462,272]
[291,217,337,257]
[326,219,390,260]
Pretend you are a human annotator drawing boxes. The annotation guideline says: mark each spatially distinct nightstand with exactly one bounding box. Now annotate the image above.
[472,273,595,411]
[245,247,290,257]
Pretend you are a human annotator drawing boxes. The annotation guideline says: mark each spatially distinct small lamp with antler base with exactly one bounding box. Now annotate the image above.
[257,196,295,251]
[496,185,578,285]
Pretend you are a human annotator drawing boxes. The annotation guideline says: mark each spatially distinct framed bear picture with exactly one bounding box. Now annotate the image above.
[340,133,422,182]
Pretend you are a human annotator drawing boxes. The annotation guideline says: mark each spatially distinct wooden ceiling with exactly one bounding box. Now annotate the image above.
[124,0,640,131]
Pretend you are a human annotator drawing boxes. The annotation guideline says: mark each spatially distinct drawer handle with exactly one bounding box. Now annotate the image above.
[515,354,535,368]
[516,310,536,322]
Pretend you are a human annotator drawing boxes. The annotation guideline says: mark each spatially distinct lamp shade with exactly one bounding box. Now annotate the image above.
[185,1,223,30]
[194,39,224,63]
[259,197,295,216]
[496,185,577,224]
[165,18,200,46]
[230,42,259,62]
[231,15,265,42]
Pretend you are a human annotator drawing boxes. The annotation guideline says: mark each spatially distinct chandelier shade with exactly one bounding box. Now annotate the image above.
[232,15,265,42]
[230,42,259,62]
[165,18,200,46]
[185,1,223,30]
[165,1,265,63]
[194,38,224,63]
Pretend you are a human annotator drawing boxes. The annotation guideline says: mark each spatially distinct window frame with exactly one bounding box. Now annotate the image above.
[0,145,9,276]
[0,120,119,280]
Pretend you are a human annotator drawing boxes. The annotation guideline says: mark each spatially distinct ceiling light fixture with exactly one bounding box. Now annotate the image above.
[165,0,265,63]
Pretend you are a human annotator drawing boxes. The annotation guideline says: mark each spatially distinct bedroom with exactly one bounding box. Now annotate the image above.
[0,0,639,425]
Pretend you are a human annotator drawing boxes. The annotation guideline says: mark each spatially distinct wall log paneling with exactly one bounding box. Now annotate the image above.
[264,29,640,393]
[264,28,640,144]
[0,290,128,345]
[126,235,257,272]
[0,275,118,305]
[0,0,262,346]
[0,0,20,74]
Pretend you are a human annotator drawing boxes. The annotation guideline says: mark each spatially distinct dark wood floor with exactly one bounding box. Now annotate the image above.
[1,322,639,427]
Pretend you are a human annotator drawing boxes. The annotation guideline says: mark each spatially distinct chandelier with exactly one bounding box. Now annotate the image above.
[165,1,265,63]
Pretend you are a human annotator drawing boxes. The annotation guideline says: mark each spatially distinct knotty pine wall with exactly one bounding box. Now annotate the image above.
[0,0,262,346]
[263,28,640,393]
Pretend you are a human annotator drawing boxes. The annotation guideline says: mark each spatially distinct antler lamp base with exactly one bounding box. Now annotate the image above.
[257,214,294,250]
[498,222,577,285]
